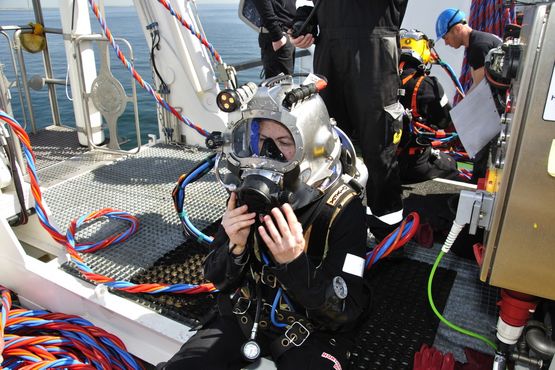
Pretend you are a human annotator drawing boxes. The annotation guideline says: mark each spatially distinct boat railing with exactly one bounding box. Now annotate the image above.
[1,23,143,155]
[74,34,141,154]
[0,24,71,135]
[0,61,27,178]
[0,30,28,130]
[232,49,312,73]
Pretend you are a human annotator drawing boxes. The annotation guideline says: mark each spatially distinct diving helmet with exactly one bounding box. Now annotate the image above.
[400,29,434,65]
[215,75,344,215]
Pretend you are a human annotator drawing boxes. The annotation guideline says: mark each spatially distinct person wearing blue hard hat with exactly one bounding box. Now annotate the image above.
[435,8,466,40]
[435,8,502,183]
[435,8,501,91]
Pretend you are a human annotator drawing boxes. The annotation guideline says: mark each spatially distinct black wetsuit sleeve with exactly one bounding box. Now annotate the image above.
[419,76,452,129]
[270,199,369,331]
[203,225,249,292]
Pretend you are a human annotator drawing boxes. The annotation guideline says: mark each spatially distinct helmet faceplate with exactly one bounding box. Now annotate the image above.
[219,76,342,212]
[400,29,433,65]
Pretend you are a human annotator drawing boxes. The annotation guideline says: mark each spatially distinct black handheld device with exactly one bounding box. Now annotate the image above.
[290,0,322,38]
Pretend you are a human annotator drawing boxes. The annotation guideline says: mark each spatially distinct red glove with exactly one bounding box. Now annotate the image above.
[414,344,456,370]
[457,347,494,370]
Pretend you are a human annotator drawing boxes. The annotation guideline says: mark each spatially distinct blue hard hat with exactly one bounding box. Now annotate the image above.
[435,8,466,39]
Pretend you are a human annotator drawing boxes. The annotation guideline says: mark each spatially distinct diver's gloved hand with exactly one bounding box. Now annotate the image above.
[221,192,256,255]
[413,344,455,370]
[258,204,305,265]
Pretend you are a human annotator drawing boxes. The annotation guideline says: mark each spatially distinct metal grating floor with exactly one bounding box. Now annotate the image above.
[41,144,227,281]
[29,125,90,171]
[30,125,126,189]
[405,242,499,362]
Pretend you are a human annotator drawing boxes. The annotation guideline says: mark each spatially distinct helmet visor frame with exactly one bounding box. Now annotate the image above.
[227,114,302,174]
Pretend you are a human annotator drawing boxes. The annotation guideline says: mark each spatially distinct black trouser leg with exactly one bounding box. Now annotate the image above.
[471,140,492,183]
[259,33,295,78]
[158,315,248,370]
[314,30,403,233]
[399,148,461,184]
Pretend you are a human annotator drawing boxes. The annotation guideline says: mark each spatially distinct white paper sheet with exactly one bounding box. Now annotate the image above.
[449,79,502,158]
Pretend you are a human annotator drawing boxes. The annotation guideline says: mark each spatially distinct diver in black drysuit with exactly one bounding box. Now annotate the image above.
[159,78,370,370]
[398,59,460,184]
[158,197,369,370]
[292,0,409,239]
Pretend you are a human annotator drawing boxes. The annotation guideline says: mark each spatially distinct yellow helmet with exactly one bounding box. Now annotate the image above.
[400,29,433,65]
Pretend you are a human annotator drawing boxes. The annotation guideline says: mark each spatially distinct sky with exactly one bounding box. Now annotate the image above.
[0,0,238,9]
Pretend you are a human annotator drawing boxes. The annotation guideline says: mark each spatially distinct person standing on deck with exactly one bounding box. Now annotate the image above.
[252,0,297,78]
[290,0,408,241]
[158,77,370,370]
[435,8,502,182]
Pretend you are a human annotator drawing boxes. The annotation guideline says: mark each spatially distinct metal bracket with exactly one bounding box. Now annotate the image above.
[455,190,496,234]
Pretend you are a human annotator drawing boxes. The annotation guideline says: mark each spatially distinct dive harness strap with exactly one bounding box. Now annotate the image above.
[221,290,314,359]
[233,297,314,359]
[400,66,425,120]
[269,317,312,359]
[399,65,431,157]
[304,179,361,267]
[223,179,360,357]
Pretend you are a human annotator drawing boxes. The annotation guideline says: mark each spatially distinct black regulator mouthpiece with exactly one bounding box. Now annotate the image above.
[259,138,286,162]
[235,175,294,215]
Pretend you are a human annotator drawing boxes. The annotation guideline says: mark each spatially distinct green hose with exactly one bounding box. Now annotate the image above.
[427,250,498,351]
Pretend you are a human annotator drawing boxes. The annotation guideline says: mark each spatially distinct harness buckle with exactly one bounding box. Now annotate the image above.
[285,321,310,347]
[233,297,251,315]
[261,265,277,288]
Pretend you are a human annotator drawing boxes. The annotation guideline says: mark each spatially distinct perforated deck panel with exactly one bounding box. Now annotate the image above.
[29,125,90,171]
[42,144,227,281]
[404,243,499,362]
[349,258,456,369]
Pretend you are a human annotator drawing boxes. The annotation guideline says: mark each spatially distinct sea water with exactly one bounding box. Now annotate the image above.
[0,4,263,146]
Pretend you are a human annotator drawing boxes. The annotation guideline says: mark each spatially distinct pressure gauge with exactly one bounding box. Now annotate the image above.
[241,340,261,362]
[332,276,348,300]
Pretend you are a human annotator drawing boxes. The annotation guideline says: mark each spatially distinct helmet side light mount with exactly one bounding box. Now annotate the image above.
[216,82,258,113]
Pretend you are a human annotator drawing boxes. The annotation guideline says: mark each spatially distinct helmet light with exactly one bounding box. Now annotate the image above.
[216,82,258,113]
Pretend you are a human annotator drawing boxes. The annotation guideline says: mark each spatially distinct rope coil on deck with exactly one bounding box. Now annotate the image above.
[1,110,216,295]
[0,286,142,369]
[365,212,420,269]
